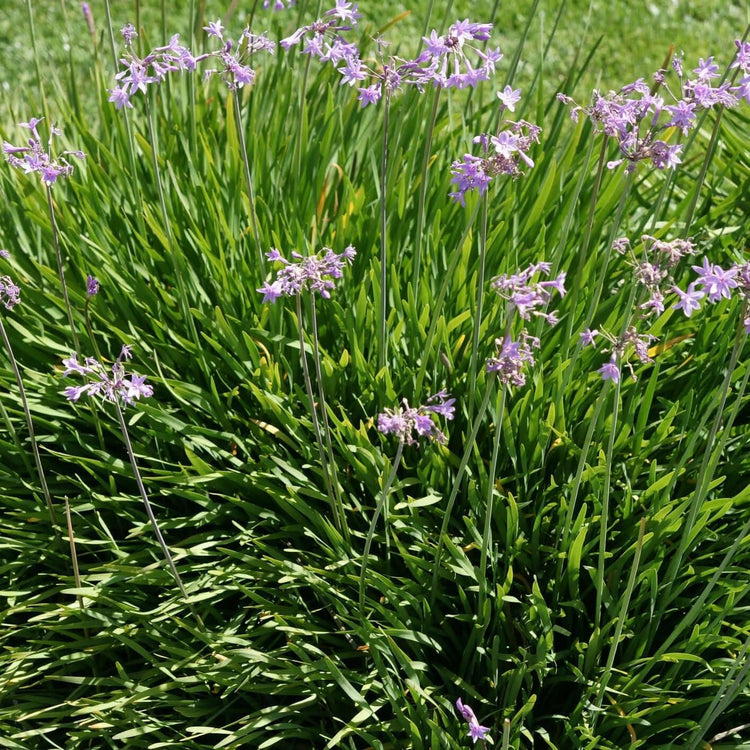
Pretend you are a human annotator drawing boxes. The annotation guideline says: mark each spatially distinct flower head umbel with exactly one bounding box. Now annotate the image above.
[108,24,197,109]
[3,117,85,185]
[280,2,361,62]
[377,391,455,446]
[201,23,276,90]
[63,345,153,407]
[86,274,100,297]
[449,116,541,204]
[557,45,743,173]
[257,245,356,302]
[0,272,21,311]
[455,698,490,744]
[417,20,501,90]
[486,261,565,387]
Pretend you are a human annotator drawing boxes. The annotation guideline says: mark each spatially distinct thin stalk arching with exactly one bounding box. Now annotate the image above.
[377,85,391,372]
[46,186,80,355]
[0,318,57,527]
[412,87,442,289]
[64,496,85,618]
[467,193,489,423]
[431,374,496,604]
[295,293,343,534]
[359,440,404,616]
[232,91,265,277]
[115,400,203,627]
[309,295,348,543]
[478,386,506,614]
[415,201,482,397]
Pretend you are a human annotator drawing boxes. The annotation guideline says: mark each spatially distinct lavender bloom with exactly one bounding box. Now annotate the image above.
[449,119,541,203]
[202,25,276,90]
[257,245,356,302]
[672,282,704,317]
[264,0,296,9]
[558,46,742,172]
[691,257,739,303]
[417,20,501,90]
[280,2,361,59]
[486,332,539,387]
[580,328,599,347]
[3,117,85,185]
[63,345,153,407]
[0,274,21,311]
[598,356,620,383]
[377,391,455,446]
[108,25,197,109]
[455,698,490,745]
[82,2,95,35]
[490,261,566,322]
[86,274,100,297]
[497,85,522,111]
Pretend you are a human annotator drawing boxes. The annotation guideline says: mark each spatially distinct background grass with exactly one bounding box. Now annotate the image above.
[0,1,749,749]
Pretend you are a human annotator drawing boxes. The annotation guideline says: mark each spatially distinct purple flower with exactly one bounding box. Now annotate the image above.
[82,3,95,35]
[203,20,224,39]
[63,345,153,407]
[86,274,100,297]
[491,261,566,321]
[109,25,197,107]
[281,3,360,57]
[376,391,454,446]
[202,27,276,90]
[418,20,502,90]
[449,118,541,202]
[580,328,599,347]
[0,274,21,311]
[598,356,620,383]
[3,117,85,185]
[257,245,356,301]
[691,257,739,303]
[558,48,741,172]
[264,0,296,9]
[497,85,522,111]
[486,332,539,387]
[455,698,490,745]
[672,282,704,317]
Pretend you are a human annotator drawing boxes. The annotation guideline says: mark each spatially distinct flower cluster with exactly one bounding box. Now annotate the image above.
[486,262,566,387]
[673,256,750,329]
[264,0,295,9]
[280,1,361,62]
[257,245,356,302]
[416,19,501,90]
[202,21,276,90]
[86,274,100,297]
[557,43,748,172]
[376,391,455,446]
[455,698,490,744]
[108,24,197,109]
[449,117,541,204]
[589,327,657,384]
[3,117,85,185]
[0,272,20,311]
[63,345,154,406]
[614,234,697,315]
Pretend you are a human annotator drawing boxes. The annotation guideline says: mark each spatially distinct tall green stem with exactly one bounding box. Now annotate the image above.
[46,186,80,355]
[431,375,496,603]
[115,401,202,627]
[412,88,441,289]
[378,87,391,372]
[467,194,489,423]
[232,92,265,276]
[478,386,506,613]
[295,294,343,533]
[0,318,56,527]
[309,296,348,542]
[359,441,404,615]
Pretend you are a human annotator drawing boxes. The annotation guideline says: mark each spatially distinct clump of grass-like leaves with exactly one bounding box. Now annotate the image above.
[0,2,749,748]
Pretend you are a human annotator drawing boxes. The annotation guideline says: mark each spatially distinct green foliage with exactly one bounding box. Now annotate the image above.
[0,2,749,749]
